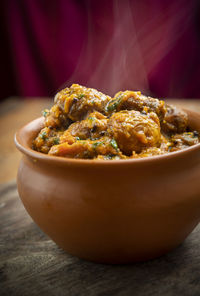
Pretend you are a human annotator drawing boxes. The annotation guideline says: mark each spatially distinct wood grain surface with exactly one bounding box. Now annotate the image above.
[0,182,200,296]
[0,98,200,295]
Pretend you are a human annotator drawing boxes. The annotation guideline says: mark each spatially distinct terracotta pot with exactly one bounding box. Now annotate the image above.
[15,109,200,263]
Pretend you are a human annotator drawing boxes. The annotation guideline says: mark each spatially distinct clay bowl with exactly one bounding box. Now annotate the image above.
[15,109,200,264]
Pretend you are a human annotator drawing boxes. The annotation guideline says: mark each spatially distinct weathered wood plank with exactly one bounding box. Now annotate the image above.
[0,182,200,296]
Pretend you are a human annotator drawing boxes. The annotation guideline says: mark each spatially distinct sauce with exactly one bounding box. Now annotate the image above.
[33,84,199,159]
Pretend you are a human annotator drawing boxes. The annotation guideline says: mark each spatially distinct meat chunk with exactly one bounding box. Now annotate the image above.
[106,90,166,120]
[107,110,161,155]
[33,84,199,160]
[161,104,188,134]
[32,127,63,153]
[49,136,122,159]
[169,131,199,152]
[45,84,111,128]
[67,112,108,140]
[106,91,188,136]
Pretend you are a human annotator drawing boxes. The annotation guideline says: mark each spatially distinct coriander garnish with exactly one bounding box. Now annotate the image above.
[42,109,49,117]
[88,116,95,122]
[110,139,118,151]
[78,94,85,99]
[92,142,103,149]
[40,131,47,140]
[53,137,60,145]
[106,97,122,112]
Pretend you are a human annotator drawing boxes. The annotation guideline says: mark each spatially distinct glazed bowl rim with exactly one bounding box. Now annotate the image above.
[14,108,200,167]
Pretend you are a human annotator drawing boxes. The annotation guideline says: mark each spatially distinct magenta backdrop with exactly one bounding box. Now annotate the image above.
[2,0,200,99]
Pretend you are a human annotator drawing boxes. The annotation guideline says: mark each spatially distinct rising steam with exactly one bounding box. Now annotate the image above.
[64,0,194,97]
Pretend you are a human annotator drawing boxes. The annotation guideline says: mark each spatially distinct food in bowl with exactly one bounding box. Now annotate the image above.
[33,84,199,159]
[15,103,200,263]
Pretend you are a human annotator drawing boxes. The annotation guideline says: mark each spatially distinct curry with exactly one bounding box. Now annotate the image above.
[33,84,199,159]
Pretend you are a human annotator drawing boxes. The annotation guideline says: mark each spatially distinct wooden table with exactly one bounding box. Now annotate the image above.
[0,98,200,296]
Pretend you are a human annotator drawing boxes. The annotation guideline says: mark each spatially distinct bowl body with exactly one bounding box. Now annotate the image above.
[15,109,200,263]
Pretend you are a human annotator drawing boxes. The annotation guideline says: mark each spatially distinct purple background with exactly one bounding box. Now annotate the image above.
[1,0,200,100]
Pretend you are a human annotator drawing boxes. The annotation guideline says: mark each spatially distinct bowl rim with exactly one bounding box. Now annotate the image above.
[14,108,200,167]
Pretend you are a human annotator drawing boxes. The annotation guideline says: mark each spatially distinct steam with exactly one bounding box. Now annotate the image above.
[64,0,194,97]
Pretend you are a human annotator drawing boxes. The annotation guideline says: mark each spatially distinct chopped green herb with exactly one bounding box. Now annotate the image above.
[42,109,49,117]
[110,139,118,151]
[53,137,60,145]
[91,100,95,104]
[76,136,81,140]
[104,154,113,160]
[92,142,103,149]
[88,116,95,122]
[78,94,85,99]
[106,97,122,112]
[40,131,47,140]
[168,146,173,152]
[104,154,119,160]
